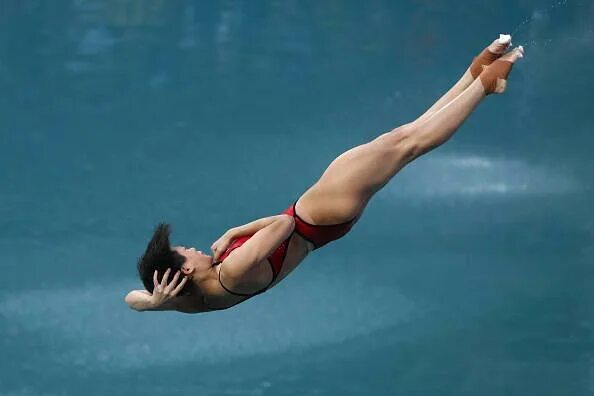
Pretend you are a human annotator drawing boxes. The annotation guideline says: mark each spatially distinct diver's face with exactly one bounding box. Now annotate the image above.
[172,246,213,276]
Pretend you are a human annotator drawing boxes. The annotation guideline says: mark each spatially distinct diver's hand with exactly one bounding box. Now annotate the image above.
[150,268,188,308]
[211,231,234,262]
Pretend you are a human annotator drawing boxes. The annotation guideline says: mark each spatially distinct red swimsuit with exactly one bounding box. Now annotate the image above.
[215,200,359,299]
[282,201,359,250]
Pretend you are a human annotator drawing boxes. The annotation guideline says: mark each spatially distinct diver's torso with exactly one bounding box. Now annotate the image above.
[203,233,313,310]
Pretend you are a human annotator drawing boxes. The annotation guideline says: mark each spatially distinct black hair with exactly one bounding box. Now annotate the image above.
[136,222,195,296]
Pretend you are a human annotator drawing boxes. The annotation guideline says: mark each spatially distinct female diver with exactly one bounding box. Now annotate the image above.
[125,35,524,313]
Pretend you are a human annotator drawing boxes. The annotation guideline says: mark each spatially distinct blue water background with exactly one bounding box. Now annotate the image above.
[0,1,593,395]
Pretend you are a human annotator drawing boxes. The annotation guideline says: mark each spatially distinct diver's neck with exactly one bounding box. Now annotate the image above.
[192,265,218,295]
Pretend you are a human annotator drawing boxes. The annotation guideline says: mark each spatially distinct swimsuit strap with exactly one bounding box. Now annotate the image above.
[289,200,359,250]
[292,200,359,226]
[212,212,294,305]
[217,266,272,297]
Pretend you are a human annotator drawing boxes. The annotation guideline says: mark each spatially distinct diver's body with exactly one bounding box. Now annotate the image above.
[203,194,359,310]
[125,35,524,313]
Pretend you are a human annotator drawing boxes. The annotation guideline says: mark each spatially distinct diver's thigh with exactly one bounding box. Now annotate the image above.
[318,134,410,197]
[297,134,410,223]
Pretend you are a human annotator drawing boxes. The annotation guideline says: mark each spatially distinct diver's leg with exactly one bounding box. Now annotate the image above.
[416,35,511,123]
[298,47,524,224]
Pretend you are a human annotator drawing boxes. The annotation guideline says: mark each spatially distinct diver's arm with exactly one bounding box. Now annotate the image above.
[221,215,295,280]
[125,270,206,314]
[125,290,172,311]
[228,215,286,238]
[124,290,206,314]
[211,215,288,261]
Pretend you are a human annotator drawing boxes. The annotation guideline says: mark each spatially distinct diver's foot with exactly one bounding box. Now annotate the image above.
[469,34,513,79]
[479,46,524,95]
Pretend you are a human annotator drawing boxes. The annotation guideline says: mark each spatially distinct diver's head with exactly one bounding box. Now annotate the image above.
[137,222,212,296]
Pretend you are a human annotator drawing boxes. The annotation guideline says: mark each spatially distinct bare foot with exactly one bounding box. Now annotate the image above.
[480,46,525,94]
[469,34,513,79]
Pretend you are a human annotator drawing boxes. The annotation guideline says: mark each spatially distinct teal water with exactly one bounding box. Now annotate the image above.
[1,1,593,395]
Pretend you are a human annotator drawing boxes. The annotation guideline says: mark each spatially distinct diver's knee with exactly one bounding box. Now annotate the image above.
[384,123,421,163]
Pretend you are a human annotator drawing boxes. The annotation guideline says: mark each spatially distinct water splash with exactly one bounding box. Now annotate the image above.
[507,0,587,49]
[511,0,569,35]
